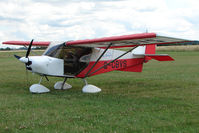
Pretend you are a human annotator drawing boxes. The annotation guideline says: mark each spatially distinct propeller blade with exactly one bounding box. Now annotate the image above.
[14,55,21,60]
[26,39,34,58]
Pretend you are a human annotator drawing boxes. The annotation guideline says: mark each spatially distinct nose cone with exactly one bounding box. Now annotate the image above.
[19,57,29,63]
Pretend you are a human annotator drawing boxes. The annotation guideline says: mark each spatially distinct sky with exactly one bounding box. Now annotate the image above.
[0,0,199,48]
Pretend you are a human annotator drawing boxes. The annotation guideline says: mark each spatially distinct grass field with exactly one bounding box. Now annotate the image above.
[0,50,199,132]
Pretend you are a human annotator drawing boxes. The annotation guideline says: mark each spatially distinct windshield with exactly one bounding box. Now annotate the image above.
[43,43,64,58]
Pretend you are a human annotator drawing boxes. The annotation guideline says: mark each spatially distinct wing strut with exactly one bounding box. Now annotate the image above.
[84,43,113,78]
[87,46,138,77]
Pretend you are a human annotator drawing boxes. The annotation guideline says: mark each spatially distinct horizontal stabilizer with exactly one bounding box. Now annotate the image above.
[134,54,174,61]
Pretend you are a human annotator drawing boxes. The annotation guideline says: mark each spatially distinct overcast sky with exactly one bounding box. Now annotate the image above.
[0,0,199,48]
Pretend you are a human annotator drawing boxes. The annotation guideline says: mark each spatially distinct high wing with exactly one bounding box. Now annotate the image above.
[3,33,193,48]
[66,33,192,48]
[2,41,50,46]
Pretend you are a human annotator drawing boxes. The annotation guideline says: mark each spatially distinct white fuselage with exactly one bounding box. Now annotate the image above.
[27,56,64,76]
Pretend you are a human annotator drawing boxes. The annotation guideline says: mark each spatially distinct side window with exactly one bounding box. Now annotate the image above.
[63,47,92,75]
[79,54,92,63]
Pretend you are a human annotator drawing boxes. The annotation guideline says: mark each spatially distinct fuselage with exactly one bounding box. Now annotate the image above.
[20,42,146,78]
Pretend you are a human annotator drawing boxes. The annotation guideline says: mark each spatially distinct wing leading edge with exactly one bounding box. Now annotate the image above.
[3,41,50,46]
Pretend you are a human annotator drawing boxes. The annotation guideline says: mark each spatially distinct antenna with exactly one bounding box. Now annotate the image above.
[146,28,148,33]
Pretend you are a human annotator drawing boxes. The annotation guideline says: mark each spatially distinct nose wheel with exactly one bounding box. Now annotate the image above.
[29,76,50,93]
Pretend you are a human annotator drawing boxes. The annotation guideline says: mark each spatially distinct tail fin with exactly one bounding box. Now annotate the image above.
[133,44,174,62]
[145,44,156,54]
[119,45,174,73]
[144,44,156,62]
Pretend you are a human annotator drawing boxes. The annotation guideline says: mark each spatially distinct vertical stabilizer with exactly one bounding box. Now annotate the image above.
[145,44,156,54]
[144,44,156,62]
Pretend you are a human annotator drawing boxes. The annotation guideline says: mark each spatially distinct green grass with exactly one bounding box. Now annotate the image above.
[0,51,199,132]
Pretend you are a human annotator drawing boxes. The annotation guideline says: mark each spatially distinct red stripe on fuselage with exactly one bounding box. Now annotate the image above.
[76,58,144,78]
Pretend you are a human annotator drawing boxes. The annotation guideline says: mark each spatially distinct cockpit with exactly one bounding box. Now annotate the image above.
[43,42,92,75]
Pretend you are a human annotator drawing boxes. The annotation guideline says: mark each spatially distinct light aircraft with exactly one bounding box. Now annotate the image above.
[3,33,192,93]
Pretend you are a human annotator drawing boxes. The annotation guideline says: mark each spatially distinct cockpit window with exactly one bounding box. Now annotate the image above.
[79,54,92,63]
[44,43,92,75]
[43,43,64,58]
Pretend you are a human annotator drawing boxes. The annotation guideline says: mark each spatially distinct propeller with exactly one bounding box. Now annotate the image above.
[24,39,34,88]
[13,39,34,89]
[14,39,34,69]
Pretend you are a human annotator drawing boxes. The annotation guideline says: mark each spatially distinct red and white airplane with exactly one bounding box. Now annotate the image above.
[3,33,191,93]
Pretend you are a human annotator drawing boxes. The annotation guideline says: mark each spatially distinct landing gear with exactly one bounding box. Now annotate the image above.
[29,76,100,94]
[54,77,72,90]
[82,78,101,93]
[29,76,50,93]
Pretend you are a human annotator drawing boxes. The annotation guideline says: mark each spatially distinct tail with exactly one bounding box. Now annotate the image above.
[133,44,174,62]
[118,45,174,72]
